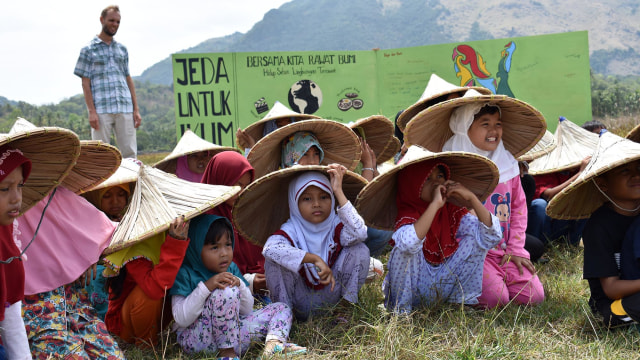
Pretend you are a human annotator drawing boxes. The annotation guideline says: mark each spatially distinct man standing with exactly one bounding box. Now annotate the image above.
[74,5,141,159]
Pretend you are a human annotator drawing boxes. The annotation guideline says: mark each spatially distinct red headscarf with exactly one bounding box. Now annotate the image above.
[0,146,32,320]
[394,160,468,265]
[201,151,264,274]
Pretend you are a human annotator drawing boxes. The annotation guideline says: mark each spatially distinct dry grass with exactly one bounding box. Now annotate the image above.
[118,244,640,359]
[138,152,170,166]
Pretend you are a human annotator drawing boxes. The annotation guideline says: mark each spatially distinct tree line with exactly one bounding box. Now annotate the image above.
[0,73,638,153]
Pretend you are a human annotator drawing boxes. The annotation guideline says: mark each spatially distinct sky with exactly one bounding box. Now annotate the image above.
[0,0,292,105]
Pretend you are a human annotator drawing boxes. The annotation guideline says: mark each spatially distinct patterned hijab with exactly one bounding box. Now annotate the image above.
[394,160,468,265]
[281,131,325,168]
[442,102,519,183]
[170,214,246,297]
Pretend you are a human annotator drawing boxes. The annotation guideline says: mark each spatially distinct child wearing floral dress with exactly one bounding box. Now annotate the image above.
[385,157,502,313]
[171,214,305,359]
[262,165,370,320]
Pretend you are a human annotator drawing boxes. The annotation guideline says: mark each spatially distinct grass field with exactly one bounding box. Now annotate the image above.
[116,243,640,360]
[121,119,640,359]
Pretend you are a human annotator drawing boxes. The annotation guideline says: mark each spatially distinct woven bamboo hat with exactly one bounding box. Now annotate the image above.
[518,129,556,162]
[378,136,402,165]
[84,158,140,193]
[546,131,640,220]
[626,122,640,143]
[527,117,599,175]
[103,165,241,255]
[404,89,546,158]
[154,130,239,174]
[396,74,492,131]
[354,145,499,230]
[237,101,320,148]
[247,119,362,178]
[349,115,398,163]
[232,165,367,246]
[0,120,80,213]
[10,118,121,194]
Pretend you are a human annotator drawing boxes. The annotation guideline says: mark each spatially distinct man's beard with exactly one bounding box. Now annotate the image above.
[103,25,117,37]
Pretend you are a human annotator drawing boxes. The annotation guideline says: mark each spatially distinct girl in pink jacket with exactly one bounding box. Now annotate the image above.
[441,92,545,308]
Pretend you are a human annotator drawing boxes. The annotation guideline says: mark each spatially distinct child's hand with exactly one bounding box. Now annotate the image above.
[500,254,535,275]
[313,258,335,292]
[327,163,348,207]
[444,181,475,208]
[360,140,376,169]
[431,184,447,209]
[236,128,256,149]
[169,216,190,240]
[74,263,98,287]
[205,272,241,291]
[578,156,591,173]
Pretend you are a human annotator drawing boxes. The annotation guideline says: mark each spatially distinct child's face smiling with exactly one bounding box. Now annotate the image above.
[187,151,212,175]
[597,160,640,212]
[297,146,321,166]
[468,112,502,152]
[201,231,233,273]
[420,167,446,203]
[298,185,332,224]
[0,167,23,226]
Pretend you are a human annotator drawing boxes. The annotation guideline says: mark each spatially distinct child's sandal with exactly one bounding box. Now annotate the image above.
[262,341,307,358]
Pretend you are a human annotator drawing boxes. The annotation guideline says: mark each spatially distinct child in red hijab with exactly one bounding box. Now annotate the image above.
[201,151,268,297]
[385,160,502,313]
[0,146,32,358]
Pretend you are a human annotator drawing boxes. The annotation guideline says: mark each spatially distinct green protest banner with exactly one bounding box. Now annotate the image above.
[172,31,590,145]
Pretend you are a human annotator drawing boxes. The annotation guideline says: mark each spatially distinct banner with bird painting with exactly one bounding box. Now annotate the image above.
[172,31,590,146]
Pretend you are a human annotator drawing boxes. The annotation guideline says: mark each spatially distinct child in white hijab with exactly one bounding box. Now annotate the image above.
[443,94,544,309]
[262,165,370,321]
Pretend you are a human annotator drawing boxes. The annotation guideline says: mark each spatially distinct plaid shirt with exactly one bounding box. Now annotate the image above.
[74,36,133,114]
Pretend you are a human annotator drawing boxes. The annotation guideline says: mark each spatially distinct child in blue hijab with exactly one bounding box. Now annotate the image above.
[170,214,306,359]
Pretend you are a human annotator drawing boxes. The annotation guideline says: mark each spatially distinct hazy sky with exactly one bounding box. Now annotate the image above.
[0,1,291,105]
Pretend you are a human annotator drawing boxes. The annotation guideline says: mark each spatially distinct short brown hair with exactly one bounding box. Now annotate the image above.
[101,5,120,19]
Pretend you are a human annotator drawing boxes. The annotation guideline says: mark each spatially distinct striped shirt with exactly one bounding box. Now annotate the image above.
[74,36,133,114]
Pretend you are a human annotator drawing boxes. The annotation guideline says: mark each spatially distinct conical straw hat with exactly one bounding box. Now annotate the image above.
[378,136,402,165]
[527,117,599,175]
[626,122,640,143]
[404,89,546,158]
[84,158,140,193]
[546,131,640,220]
[354,145,499,230]
[10,118,121,194]
[237,101,320,148]
[232,165,367,246]
[0,121,80,213]
[518,129,556,162]
[247,119,362,178]
[154,130,239,173]
[396,74,492,131]
[103,165,241,255]
[349,115,397,163]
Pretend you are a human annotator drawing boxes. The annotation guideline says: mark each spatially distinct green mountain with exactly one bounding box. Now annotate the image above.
[138,0,640,85]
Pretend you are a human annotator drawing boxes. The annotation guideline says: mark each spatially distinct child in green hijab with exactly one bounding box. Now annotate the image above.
[171,214,306,359]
